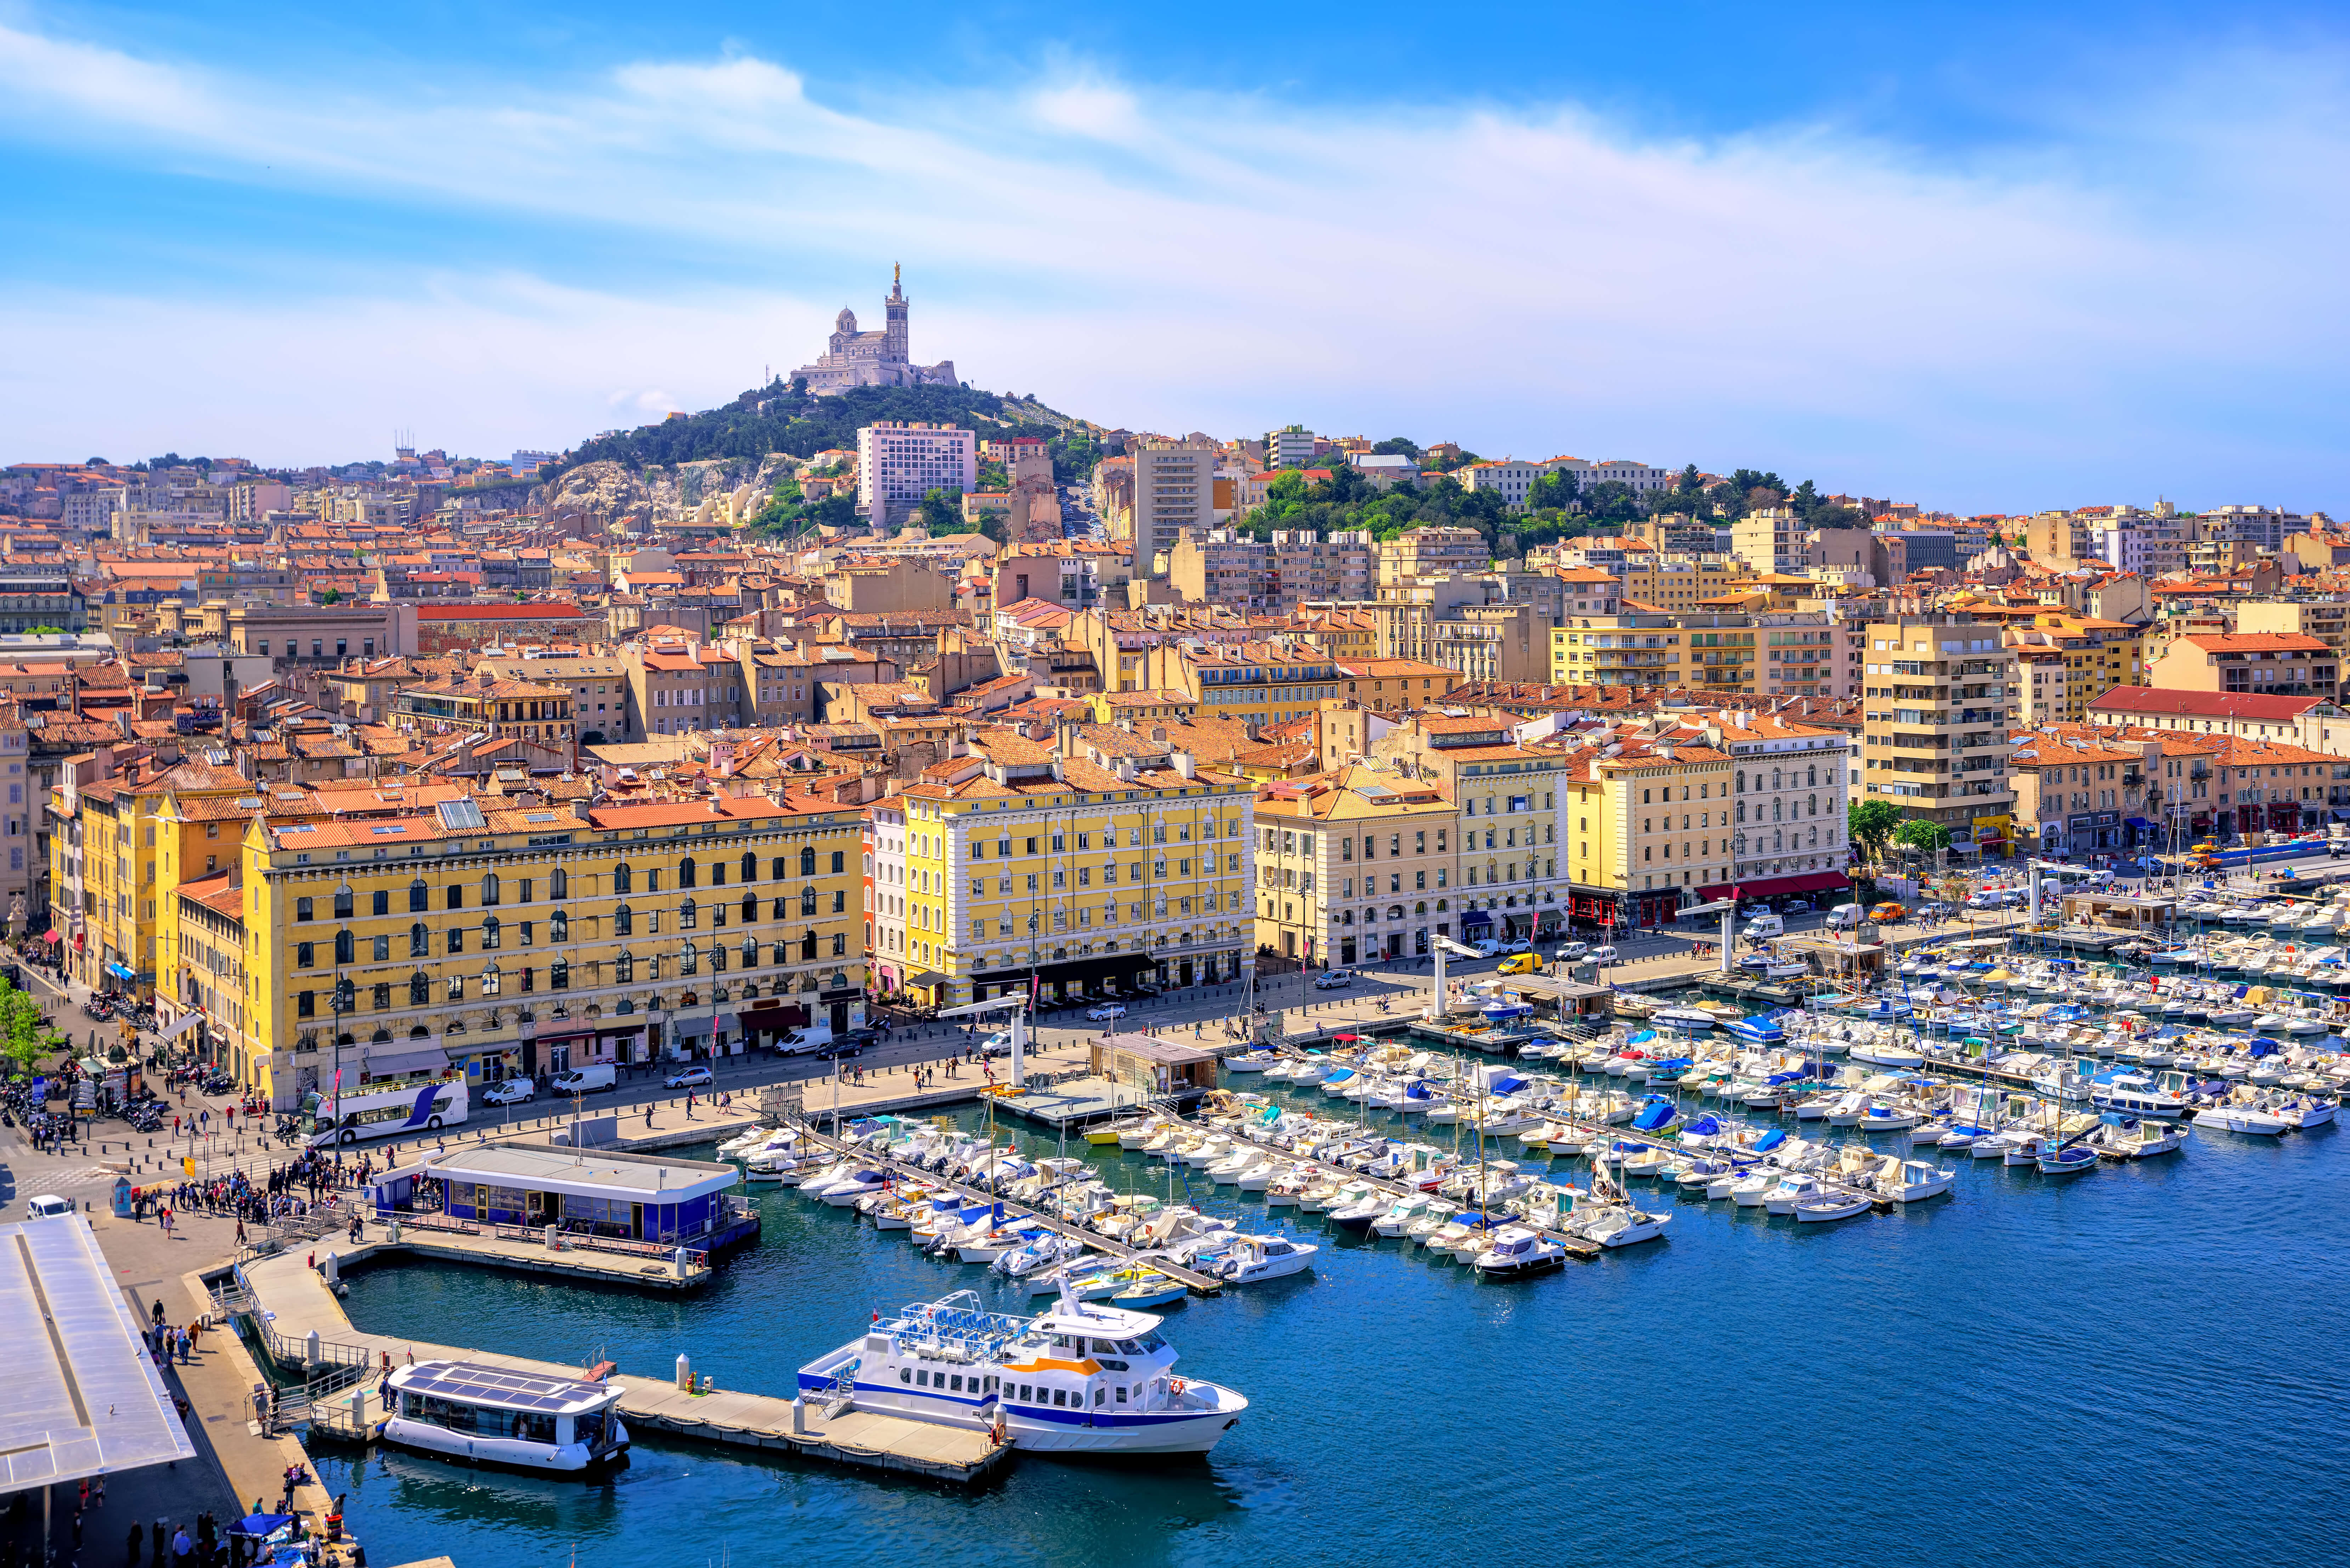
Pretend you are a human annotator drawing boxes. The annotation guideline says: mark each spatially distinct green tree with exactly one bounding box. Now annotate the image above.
[321,588,342,604]
[918,487,963,532]
[1848,799,1907,867]
[1892,818,1952,855]
[1527,468,1580,512]
[0,979,65,1077]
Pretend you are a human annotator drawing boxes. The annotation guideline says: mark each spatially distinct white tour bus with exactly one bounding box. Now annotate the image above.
[304,1074,469,1147]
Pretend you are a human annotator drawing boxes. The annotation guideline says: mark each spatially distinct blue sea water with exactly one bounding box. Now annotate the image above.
[316,1088,2350,1568]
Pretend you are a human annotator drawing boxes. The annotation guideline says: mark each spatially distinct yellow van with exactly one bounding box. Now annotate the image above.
[1497,952,1541,976]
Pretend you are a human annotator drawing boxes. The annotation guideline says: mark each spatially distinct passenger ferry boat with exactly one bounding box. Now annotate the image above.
[797,1286,1247,1455]
[382,1359,629,1472]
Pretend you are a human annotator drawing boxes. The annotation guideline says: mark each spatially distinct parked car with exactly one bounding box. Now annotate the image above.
[1086,1002,1128,1022]
[1497,953,1541,976]
[1497,937,1534,955]
[1313,969,1354,989]
[979,1029,1015,1058]
[1469,938,1502,958]
[665,1064,714,1090]
[1915,901,1954,920]
[23,1194,72,1220]
[481,1079,535,1106]
[1965,892,2003,910]
[813,1040,864,1061]
[1586,945,1618,964]
[1554,941,1590,960]
[1825,902,1865,931]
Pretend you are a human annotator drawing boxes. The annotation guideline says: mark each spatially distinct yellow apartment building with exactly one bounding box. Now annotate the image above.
[899,735,1255,1007]
[1147,637,1346,729]
[1560,720,1737,932]
[235,793,866,1109]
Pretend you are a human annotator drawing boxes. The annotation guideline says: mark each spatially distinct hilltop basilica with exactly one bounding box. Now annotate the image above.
[790,267,960,396]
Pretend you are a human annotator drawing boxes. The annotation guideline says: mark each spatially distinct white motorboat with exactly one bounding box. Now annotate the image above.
[1471,1226,1568,1278]
[2193,1101,2291,1136]
[1762,1174,1831,1215]
[1569,1204,1670,1247]
[1211,1234,1318,1283]
[797,1287,1247,1454]
[1793,1194,1873,1223]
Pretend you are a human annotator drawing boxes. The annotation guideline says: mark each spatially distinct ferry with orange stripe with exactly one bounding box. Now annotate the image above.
[796,1286,1247,1455]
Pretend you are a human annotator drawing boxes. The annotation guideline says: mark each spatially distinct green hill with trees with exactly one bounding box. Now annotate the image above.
[554,382,1102,485]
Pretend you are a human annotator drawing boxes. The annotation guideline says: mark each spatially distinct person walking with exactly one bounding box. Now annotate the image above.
[126,1519,142,1567]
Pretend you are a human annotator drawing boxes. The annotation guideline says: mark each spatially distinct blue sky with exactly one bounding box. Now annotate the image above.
[2,1,2347,513]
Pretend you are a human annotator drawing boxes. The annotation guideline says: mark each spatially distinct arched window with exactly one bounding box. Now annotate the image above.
[740,851,758,882]
[370,1028,391,1044]
[800,887,818,916]
[1735,801,1746,823]
[334,929,354,965]
[613,862,632,895]
[614,903,633,936]
[831,851,846,875]
[481,962,502,995]
[740,892,758,924]
[1772,799,1783,821]
[678,857,698,890]
[550,867,567,900]
[409,971,430,1006]
[549,908,568,941]
[1735,771,1745,794]
[1772,768,1783,790]
[740,937,758,968]
[409,921,429,958]
[446,975,465,1001]
[1341,910,1354,926]
[333,883,354,919]
[333,976,354,1012]
[409,877,428,912]
[408,1024,430,1039]
[679,941,700,976]
[800,931,819,961]
[800,847,817,877]
[1807,765,1818,788]
[615,950,635,984]
[710,944,728,973]
[551,959,570,990]
[480,873,500,907]
[771,942,790,965]
[481,916,501,950]
[679,899,698,930]
[1808,794,1818,817]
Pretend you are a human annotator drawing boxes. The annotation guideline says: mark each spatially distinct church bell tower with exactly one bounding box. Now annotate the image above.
[883,262,909,366]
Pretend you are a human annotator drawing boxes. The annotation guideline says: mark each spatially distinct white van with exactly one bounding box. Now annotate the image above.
[1824,902,1865,931]
[777,1024,831,1056]
[1742,913,1785,939]
[549,1064,617,1095]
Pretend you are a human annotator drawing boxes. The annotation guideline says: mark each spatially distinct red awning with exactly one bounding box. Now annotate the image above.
[1736,870,1851,896]
[42,928,60,944]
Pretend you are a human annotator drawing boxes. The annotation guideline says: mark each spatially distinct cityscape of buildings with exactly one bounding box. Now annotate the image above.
[6,273,2348,1115]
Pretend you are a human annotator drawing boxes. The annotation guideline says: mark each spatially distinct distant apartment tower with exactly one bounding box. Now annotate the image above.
[857,421,978,525]
[1730,506,1808,572]
[1861,615,2021,844]
[1135,438,1218,562]
[1265,427,1319,467]
[1457,460,1542,511]
[511,450,558,476]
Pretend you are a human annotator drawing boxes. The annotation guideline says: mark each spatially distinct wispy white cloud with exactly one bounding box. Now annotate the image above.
[1,20,2346,505]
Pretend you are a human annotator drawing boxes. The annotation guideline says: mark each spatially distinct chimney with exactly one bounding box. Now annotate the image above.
[1172,750,1196,780]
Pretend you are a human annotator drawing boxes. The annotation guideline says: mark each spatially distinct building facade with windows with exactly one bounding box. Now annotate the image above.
[1861,616,2021,850]
[1251,765,1459,971]
[897,738,1255,1009]
[236,793,866,1109]
[856,420,979,522]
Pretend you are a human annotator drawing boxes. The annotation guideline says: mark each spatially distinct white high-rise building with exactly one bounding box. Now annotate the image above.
[857,421,978,525]
[1136,439,1218,563]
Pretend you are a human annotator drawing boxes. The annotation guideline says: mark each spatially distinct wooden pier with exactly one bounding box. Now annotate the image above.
[221,1247,1012,1486]
[788,1120,1228,1296]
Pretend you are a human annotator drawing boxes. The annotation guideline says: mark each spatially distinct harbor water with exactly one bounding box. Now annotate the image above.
[320,1085,2350,1567]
